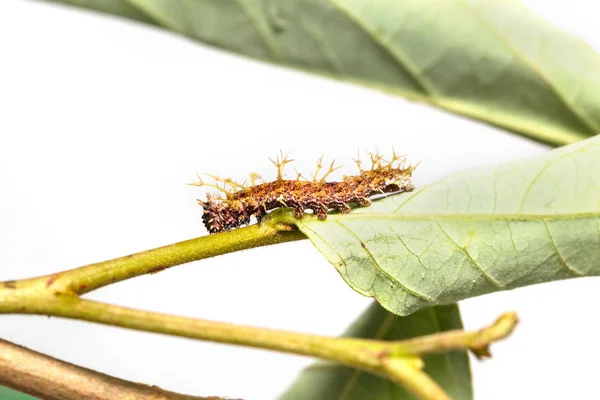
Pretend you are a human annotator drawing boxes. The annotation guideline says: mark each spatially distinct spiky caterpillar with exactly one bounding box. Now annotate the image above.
[192,151,416,234]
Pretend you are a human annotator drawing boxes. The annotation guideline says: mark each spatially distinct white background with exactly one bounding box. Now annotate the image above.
[1,1,599,399]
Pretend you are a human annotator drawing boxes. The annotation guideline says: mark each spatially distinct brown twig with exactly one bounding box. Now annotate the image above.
[0,338,231,400]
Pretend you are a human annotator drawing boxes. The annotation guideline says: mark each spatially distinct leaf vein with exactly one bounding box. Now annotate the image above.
[434,220,504,289]
[333,221,435,302]
[327,211,600,222]
[457,0,600,133]
[327,0,436,96]
[301,224,350,278]
[542,220,584,276]
[232,0,281,60]
[383,221,439,287]
[518,144,594,212]
[297,18,345,74]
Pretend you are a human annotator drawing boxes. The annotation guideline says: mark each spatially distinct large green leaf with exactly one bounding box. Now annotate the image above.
[44,0,600,146]
[0,387,37,400]
[271,135,600,316]
[279,302,471,400]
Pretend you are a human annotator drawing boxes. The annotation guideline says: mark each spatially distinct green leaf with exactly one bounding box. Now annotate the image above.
[0,387,37,400]
[44,0,600,146]
[45,0,157,24]
[279,302,472,400]
[272,135,600,316]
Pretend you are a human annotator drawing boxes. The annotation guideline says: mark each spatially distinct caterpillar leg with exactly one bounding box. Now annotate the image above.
[293,206,304,219]
[356,197,371,207]
[334,203,351,214]
[254,209,267,223]
[315,205,328,220]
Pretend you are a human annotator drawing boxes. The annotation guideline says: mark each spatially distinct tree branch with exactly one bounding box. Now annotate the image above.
[0,338,229,400]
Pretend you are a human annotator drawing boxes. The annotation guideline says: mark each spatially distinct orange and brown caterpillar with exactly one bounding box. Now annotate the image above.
[191,150,416,234]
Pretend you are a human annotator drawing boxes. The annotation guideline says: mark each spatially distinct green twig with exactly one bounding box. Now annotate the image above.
[384,358,451,400]
[0,220,305,304]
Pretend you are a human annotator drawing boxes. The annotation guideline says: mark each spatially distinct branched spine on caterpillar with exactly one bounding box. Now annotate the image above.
[191,150,416,234]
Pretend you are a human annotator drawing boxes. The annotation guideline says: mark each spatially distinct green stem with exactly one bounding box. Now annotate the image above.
[384,358,451,400]
[0,221,305,301]
[34,295,388,372]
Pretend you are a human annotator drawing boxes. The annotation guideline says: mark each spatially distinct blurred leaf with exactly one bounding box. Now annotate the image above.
[44,0,600,146]
[0,387,37,400]
[45,0,156,24]
[279,302,471,400]
[274,135,600,315]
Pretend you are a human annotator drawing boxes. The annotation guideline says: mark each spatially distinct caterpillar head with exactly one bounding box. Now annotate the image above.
[199,199,250,234]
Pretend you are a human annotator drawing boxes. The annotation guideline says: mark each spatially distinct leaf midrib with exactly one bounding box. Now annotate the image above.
[302,211,600,224]
[327,0,437,96]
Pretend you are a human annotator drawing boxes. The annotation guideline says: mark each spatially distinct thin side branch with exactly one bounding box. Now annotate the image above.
[391,312,519,359]
[0,338,226,400]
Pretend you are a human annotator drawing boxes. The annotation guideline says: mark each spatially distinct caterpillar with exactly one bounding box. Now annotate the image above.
[191,150,416,234]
